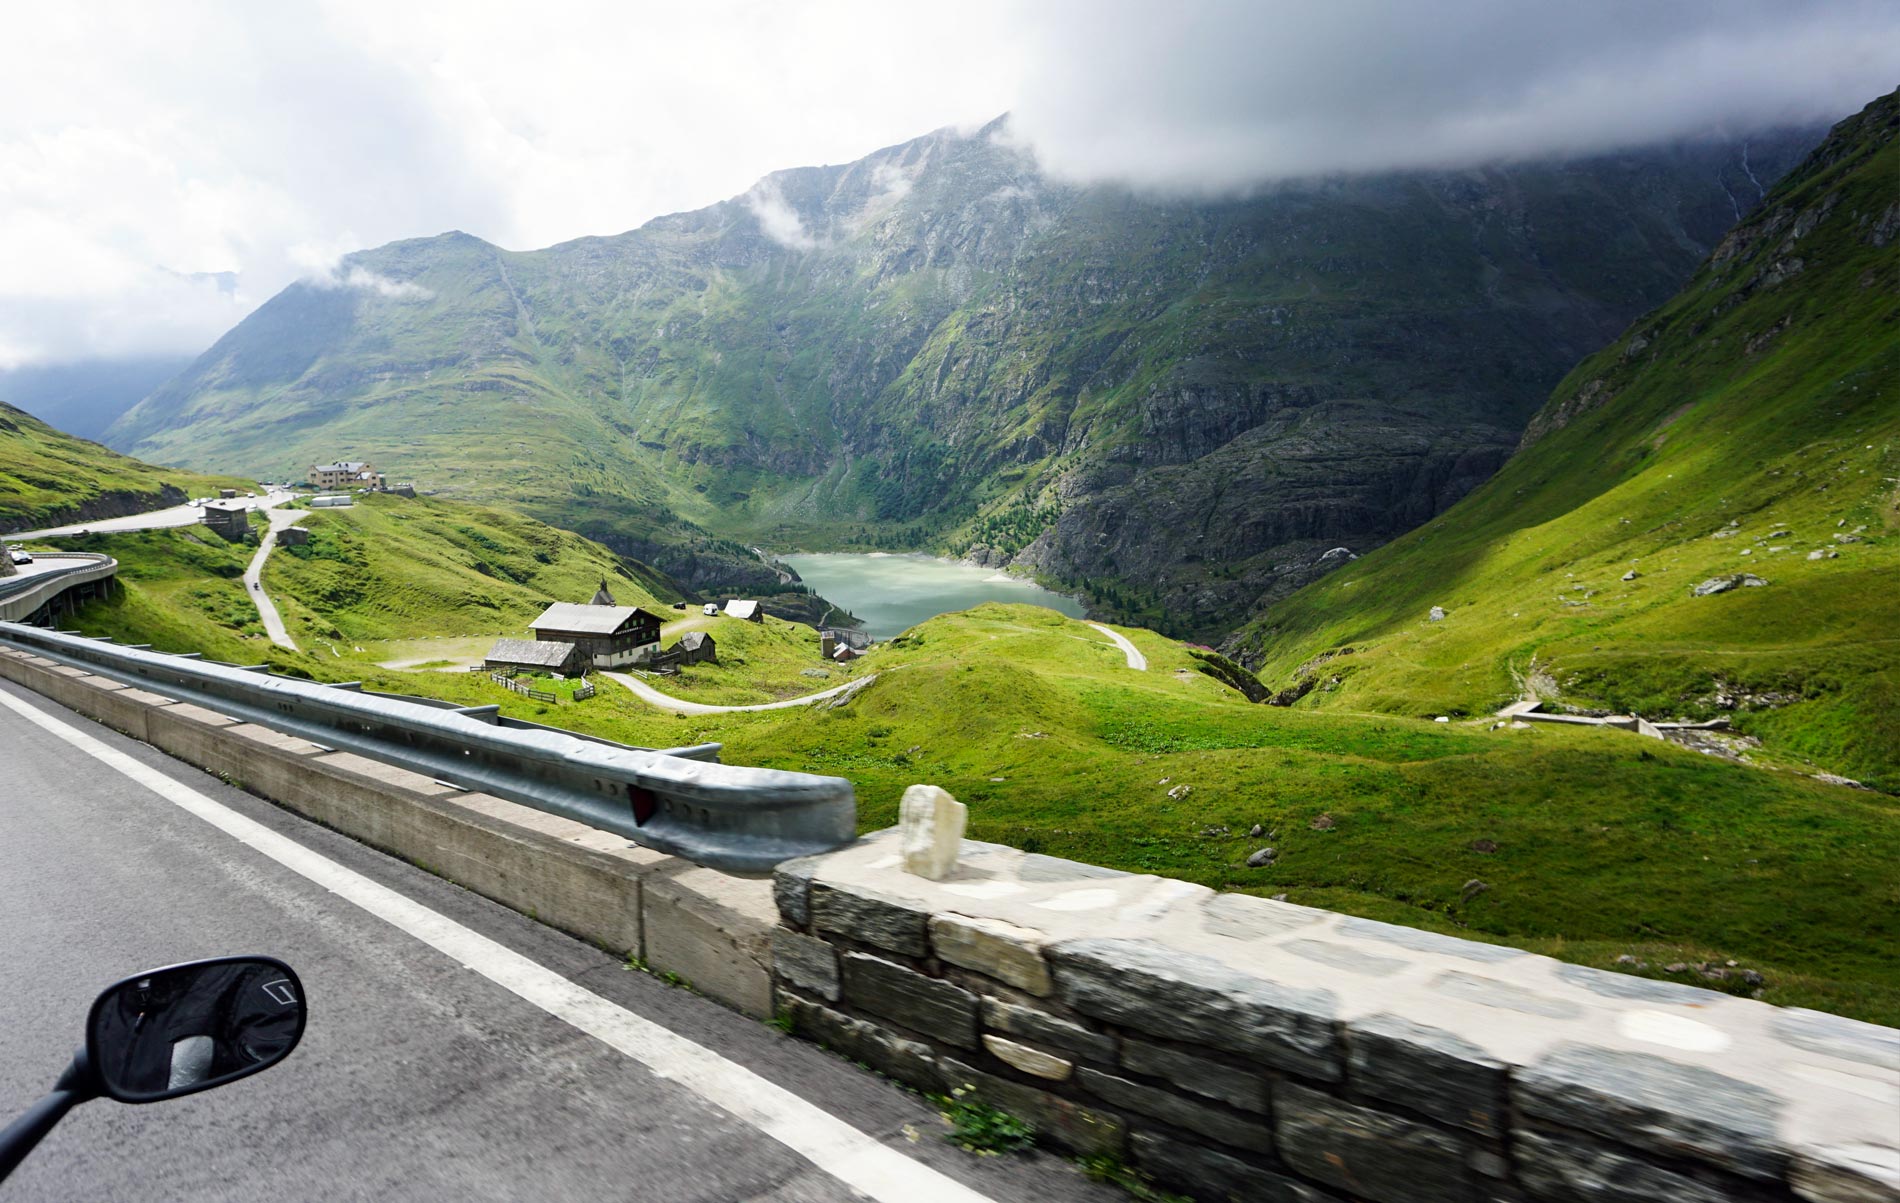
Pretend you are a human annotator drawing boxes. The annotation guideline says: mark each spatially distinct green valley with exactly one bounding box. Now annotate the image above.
[34,499,1900,1026]
[1233,88,1900,792]
[8,89,1895,1035]
[102,122,1820,635]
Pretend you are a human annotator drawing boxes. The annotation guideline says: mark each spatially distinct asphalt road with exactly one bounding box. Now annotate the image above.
[0,678,1122,1202]
[7,488,296,542]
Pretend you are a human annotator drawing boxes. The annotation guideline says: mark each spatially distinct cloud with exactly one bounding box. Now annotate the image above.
[868,162,914,206]
[298,258,435,300]
[342,268,433,300]
[1,1,1893,369]
[0,267,251,370]
[744,180,821,251]
[1003,0,1900,191]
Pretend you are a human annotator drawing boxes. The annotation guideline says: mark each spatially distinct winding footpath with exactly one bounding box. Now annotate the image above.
[1088,622,1147,670]
[603,670,877,715]
[245,508,304,651]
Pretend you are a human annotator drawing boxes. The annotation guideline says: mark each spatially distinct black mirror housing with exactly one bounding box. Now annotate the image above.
[86,956,306,1104]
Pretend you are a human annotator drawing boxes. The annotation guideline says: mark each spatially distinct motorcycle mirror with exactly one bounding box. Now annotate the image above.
[85,956,306,1104]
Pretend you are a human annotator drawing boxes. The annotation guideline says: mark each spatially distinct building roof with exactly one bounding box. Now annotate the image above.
[529,601,658,636]
[833,644,861,661]
[315,461,368,472]
[590,579,617,607]
[677,631,712,651]
[485,637,577,668]
[723,599,760,620]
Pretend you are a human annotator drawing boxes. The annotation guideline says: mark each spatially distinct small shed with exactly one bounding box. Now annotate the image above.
[832,644,862,663]
[277,527,311,547]
[591,579,617,607]
[485,637,585,678]
[724,599,761,622]
[201,501,250,541]
[672,630,717,665]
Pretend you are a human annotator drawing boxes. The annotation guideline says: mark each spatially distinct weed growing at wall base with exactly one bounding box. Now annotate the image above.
[935,1086,1034,1156]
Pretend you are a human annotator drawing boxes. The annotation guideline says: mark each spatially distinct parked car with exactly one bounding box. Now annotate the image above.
[702,603,719,616]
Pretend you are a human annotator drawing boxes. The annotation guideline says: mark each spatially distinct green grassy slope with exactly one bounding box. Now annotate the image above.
[263,493,680,644]
[1231,89,1900,790]
[0,401,251,533]
[63,492,682,658]
[54,526,1900,1022]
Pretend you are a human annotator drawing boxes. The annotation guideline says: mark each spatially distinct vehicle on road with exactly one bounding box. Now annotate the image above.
[7,548,30,565]
[0,955,306,1184]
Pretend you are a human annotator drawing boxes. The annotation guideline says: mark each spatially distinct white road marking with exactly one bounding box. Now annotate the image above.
[0,687,996,1203]
[1086,624,1146,671]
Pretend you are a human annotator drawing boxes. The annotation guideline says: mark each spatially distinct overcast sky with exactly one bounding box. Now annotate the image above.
[1,0,1894,369]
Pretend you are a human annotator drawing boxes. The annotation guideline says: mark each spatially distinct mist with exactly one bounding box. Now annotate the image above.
[2,0,1894,367]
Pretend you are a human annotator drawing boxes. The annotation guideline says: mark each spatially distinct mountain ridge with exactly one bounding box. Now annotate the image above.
[106,118,1823,633]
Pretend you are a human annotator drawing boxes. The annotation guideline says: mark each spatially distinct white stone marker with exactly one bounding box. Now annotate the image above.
[899,784,966,880]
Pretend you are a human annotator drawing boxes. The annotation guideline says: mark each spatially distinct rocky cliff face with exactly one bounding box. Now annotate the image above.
[1014,402,1516,631]
[0,484,189,536]
[107,120,1820,636]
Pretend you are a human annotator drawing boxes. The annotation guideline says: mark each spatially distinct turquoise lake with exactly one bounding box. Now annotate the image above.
[777,553,1088,640]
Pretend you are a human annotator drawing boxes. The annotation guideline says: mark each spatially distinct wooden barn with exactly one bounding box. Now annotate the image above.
[671,631,716,665]
[485,637,586,678]
[528,601,661,668]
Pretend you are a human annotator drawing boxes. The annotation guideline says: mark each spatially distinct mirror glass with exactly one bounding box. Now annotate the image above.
[87,957,305,1103]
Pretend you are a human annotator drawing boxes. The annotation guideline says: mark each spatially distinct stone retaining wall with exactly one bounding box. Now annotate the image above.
[772,830,1899,1203]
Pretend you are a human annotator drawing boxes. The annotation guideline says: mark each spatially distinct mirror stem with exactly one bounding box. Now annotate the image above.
[0,1049,99,1186]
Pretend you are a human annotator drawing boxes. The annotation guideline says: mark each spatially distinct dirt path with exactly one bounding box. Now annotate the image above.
[245,509,303,651]
[602,670,877,715]
[1088,623,1147,670]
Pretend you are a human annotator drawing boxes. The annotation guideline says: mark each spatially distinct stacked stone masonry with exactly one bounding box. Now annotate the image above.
[773,830,1900,1203]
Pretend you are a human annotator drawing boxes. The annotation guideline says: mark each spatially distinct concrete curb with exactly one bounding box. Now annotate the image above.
[0,647,776,1016]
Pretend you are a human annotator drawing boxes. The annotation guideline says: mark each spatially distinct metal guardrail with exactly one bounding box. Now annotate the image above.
[0,554,118,622]
[0,621,857,873]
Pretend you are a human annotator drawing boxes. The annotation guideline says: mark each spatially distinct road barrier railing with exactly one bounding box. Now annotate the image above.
[0,554,118,622]
[0,621,856,873]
